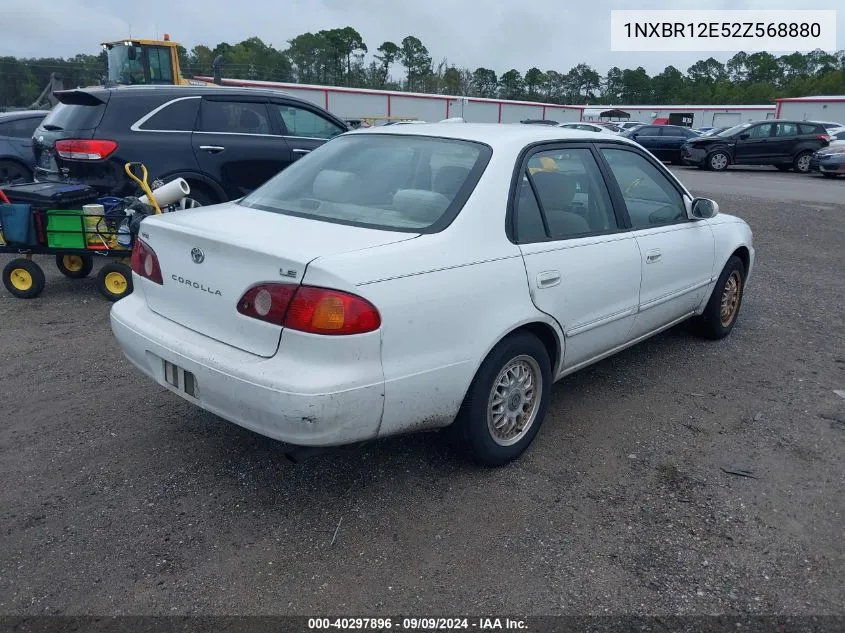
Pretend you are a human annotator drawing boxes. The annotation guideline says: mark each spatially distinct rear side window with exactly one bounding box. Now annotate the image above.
[138,98,200,131]
[799,123,820,135]
[239,134,491,232]
[0,116,45,138]
[276,105,345,140]
[40,102,106,131]
[199,100,272,135]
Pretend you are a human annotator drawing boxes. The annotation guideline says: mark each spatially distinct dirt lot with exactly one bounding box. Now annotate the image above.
[1,168,843,616]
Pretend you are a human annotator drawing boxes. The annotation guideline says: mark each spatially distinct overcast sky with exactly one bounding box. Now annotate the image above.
[3,0,843,75]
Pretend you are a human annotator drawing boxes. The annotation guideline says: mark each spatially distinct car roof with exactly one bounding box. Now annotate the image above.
[348,122,640,151]
[0,110,49,121]
[62,84,306,103]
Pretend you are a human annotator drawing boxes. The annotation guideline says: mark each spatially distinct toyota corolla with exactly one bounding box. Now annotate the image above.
[110,124,754,466]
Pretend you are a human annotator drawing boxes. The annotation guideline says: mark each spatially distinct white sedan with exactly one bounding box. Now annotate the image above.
[558,122,619,135]
[111,124,754,466]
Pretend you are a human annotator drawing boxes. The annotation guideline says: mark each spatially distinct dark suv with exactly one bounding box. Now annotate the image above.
[32,85,349,205]
[680,120,831,173]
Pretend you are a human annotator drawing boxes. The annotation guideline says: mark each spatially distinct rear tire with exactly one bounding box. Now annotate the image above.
[97,262,133,302]
[0,159,31,186]
[177,182,218,209]
[3,258,45,299]
[450,332,552,466]
[690,256,745,340]
[707,151,730,171]
[56,254,94,279]
[793,151,812,173]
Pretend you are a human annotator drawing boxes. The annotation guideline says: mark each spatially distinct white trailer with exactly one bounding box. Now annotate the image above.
[196,77,583,124]
[582,105,774,128]
[775,96,845,126]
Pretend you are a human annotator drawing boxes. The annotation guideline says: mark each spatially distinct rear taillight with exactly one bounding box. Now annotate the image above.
[55,139,118,160]
[236,283,381,335]
[131,239,163,284]
[817,134,831,143]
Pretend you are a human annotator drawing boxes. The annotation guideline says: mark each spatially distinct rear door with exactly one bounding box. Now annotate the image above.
[514,144,641,371]
[192,96,292,199]
[268,100,347,161]
[768,122,801,160]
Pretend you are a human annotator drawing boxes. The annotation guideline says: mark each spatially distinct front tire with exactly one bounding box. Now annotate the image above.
[3,258,45,299]
[707,151,730,171]
[56,254,94,279]
[691,256,745,340]
[451,332,552,466]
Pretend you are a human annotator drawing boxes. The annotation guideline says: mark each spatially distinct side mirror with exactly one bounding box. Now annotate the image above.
[738,133,750,140]
[690,197,719,220]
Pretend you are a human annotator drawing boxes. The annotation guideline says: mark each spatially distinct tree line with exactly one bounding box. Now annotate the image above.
[2,26,845,109]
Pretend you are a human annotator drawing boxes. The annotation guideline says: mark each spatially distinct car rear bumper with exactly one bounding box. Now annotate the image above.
[110,289,385,447]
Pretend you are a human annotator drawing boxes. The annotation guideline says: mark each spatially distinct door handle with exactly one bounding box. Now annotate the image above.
[536,271,561,288]
[292,148,311,155]
[645,250,662,264]
[199,145,225,153]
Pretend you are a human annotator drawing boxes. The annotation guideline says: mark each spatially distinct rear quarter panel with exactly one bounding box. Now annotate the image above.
[302,154,563,438]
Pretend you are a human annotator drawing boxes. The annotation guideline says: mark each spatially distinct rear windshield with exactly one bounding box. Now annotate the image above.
[239,133,492,232]
[39,102,106,131]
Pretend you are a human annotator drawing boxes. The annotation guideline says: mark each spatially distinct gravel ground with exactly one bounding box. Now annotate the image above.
[0,169,843,616]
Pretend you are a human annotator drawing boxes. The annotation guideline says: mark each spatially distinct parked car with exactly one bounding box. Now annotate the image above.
[110,123,754,466]
[622,124,701,164]
[0,110,49,185]
[810,121,845,133]
[32,86,349,206]
[680,120,831,172]
[809,129,845,177]
[699,126,730,138]
[617,121,647,131]
[558,122,617,134]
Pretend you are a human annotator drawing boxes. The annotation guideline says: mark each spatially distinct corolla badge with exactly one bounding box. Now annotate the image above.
[191,247,204,264]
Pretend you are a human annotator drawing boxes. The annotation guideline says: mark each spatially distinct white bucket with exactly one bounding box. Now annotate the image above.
[139,178,191,207]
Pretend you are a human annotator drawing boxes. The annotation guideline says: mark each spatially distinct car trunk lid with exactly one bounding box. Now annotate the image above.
[138,203,417,357]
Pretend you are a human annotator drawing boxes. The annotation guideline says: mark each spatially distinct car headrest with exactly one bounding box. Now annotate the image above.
[530,171,578,208]
[239,108,261,131]
[433,165,471,197]
[392,189,451,224]
[312,170,359,202]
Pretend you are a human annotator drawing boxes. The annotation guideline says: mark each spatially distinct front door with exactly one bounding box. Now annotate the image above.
[733,122,775,164]
[598,146,715,338]
[192,97,292,199]
[515,146,641,372]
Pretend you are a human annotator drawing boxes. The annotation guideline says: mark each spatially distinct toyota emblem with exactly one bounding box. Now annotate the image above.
[191,247,205,264]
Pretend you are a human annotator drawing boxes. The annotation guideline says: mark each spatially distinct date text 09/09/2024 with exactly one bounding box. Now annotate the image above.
[307,617,528,630]
[623,21,821,39]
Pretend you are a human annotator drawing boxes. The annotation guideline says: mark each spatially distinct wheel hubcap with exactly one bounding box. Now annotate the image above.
[10,268,33,290]
[63,256,83,272]
[487,355,542,447]
[105,271,127,294]
[711,154,727,169]
[797,155,810,172]
[720,271,742,327]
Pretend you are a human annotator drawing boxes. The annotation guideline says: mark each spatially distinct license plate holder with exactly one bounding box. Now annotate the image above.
[163,359,198,398]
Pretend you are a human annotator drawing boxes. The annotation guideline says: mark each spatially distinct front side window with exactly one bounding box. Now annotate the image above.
[277,105,344,139]
[601,148,687,229]
[199,100,272,135]
[747,123,774,139]
[239,134,491,231]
